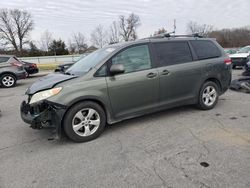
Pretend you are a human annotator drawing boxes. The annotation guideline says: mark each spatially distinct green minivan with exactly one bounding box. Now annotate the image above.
[21,36,232,142]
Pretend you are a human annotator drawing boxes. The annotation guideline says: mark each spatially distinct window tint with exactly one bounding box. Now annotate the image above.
[190,40,221,60]
[0,57,10,63]
[112,45,151,73]
[154,42,193,66]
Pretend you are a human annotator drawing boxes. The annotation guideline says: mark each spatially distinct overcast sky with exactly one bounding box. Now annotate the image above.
[0,0,249,44]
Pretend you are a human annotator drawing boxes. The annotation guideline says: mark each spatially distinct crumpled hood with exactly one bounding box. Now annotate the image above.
[229,53,250,58]
[26,73,77,95]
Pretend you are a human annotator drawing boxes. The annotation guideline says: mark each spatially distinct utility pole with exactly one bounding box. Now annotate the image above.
[173,19,176,36]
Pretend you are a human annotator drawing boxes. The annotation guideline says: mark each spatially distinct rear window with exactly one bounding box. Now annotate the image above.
[0,57,10,63]
[190,40,221,60]
[153,42,193,66]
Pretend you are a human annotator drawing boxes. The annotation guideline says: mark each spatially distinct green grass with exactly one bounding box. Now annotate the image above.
[37,63,59,71]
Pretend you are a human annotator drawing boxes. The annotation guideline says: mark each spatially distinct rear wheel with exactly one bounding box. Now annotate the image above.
[197,81,219,110]
[63,101,106,142]
[0,74,16,88]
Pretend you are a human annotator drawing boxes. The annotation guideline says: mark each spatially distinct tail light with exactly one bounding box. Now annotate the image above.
[32,63,37,68]
[224,58,232,65]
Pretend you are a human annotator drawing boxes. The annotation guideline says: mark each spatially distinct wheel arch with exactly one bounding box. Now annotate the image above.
[61,97,113,130]
[0,72,17,79]
[203,77,222,93]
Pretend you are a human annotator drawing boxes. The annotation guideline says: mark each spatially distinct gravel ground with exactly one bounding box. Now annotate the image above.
[0,70,249,188]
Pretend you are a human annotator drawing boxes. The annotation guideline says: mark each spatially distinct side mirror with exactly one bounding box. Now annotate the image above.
[110,64,125,76]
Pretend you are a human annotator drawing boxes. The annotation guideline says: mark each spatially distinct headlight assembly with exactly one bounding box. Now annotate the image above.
[29,87,62,104]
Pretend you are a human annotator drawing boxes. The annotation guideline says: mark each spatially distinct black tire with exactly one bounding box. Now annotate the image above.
[0,74,17,88]
[63,101,106,142]
[232,65,236,69]
[197,81,219,110]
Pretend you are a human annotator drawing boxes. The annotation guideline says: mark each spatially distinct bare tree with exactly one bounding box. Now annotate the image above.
[153,28,167,36]
[109,21,120,44]
[186,21,213,37]
[72,32,88,53]
[0,9,34,53]
[90,25,107,48]
[68,39,76,54]
[119,13,140,41]
[39,30,52,52]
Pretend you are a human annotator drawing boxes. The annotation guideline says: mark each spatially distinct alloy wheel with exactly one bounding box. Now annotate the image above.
[72,108,101,137]
[2,75,15,87]
[202,86,217,106]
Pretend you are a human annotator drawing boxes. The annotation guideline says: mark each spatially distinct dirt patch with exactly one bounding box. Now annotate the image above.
[202,127,250,146]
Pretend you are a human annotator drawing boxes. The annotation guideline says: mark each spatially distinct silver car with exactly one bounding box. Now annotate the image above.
[0,55,27,88]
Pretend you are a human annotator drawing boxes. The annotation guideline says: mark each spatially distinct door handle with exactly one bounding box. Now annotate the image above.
[147,72,157,78]
[161,69,170,75]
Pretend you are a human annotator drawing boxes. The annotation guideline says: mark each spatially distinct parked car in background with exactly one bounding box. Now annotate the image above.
[0,55,38,77]
[21,35,232,142]
[54,54,88,73]
[54,62,74,73]
[21,61,39,77]
[229,46,250,69]
[224,48,237,55]
[0,55,27,88]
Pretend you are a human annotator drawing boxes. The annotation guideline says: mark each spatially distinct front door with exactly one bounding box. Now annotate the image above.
[106,44,159,119]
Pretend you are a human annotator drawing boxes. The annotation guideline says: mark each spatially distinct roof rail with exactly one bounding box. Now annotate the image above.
[146,32,203,39]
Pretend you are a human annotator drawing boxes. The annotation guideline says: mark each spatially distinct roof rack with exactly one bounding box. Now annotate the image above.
[147,32,203,39]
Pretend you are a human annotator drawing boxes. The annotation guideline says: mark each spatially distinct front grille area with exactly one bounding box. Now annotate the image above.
[29,102,49,116]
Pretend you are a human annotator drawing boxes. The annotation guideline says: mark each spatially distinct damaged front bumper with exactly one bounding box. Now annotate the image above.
[20,100,67,139]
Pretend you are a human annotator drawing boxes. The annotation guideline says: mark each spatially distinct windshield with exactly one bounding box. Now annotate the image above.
[225,49,236,54]
[66,47,116,76]
[238,47,250,53]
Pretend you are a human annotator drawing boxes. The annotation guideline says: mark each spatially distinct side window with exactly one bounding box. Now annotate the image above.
[112,45,152,73]
[153,42,193,67]
[0,57,10,63]
[190,40,221,60]
[95,65,107,77]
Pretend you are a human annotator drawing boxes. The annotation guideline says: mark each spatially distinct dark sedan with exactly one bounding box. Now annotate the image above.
[21,61,39,76]
[54,63,74,73]
[54,54,88,73]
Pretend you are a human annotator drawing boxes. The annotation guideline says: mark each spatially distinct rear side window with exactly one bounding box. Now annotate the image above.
[190,40,221,60]
[0,57,10,63]
[153,42,193,67]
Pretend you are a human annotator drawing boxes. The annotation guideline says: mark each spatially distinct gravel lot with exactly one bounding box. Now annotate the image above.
[0,70,249,188]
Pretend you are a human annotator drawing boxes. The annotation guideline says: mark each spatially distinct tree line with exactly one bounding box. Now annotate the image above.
[1,8,250,57]
[0,9,141,56]
[186,21,250,48]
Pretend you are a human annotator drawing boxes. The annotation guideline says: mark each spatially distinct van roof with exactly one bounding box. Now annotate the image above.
[107,36,215,50]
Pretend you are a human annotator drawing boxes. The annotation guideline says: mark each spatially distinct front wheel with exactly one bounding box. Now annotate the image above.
[197,81,219,110]
[63,101,106,142]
